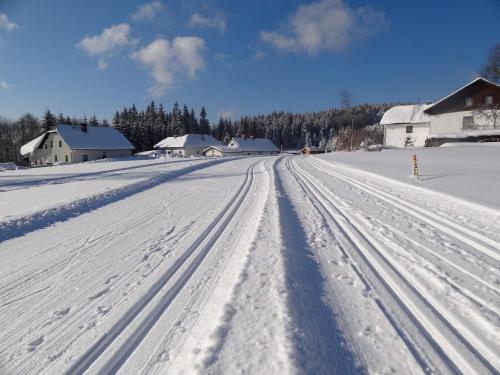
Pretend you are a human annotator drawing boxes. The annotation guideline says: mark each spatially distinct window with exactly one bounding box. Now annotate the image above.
[462,116,475,129]
[82,155,88,162]
[50,141,53,148]
[65,155,68,162]
[54,155,58,162]
[59,140,62,147]
[45,144,48,149]
[465,97,473,107]
[485,95,493,105]
[406,126,413,134]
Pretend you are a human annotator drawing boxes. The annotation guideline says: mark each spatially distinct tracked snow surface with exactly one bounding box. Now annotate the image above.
[0,148,499,374]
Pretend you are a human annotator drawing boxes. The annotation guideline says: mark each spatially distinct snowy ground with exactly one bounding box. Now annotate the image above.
[0,151,498,374]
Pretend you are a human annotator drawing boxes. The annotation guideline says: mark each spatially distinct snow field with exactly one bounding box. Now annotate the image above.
[293,156,499,373]
[0,151,499,374]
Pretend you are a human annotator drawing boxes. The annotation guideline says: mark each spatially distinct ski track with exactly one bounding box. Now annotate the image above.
[290,156,499,374]
[1,155,499,374]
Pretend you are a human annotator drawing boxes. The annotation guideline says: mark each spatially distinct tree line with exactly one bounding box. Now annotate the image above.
[0,101,396,163]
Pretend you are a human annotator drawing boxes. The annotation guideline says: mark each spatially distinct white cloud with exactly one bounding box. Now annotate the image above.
[76,23,136,69]
[260,0,388,55]
[0,13,17,32]
[131,1,164,22]
[97,60,109,70]
[189,13,226,34]
[131,37,205,97]
[0,81,10,89]
[77,23,133,56]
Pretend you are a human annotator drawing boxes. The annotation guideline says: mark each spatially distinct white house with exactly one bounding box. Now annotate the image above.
[382,78,500,148]
[423,78,500,139]
[203,137,280,157]
[154,134,220,157]
[20,124,134,166]
[381,104,433,148]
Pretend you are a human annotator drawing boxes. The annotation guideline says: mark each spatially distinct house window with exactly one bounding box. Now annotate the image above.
[54,155,58,162]
[65,155,68,162]
[465,97,473,107]
[406,126,413,134]
[50,141,53,148]
[59,140,62,147]
[485,95,493,105]
[462,116,475,129]
[82,155,88,162]
[45,144,48,149]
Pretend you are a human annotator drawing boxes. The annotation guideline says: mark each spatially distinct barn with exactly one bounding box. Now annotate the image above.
[20,124,134,166]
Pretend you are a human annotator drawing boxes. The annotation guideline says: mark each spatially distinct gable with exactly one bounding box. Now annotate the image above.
[425,78,500,116]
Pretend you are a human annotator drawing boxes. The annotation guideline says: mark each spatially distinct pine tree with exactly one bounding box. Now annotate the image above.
[199,107,210,135]
[41,110,57,133]
[89,114,99,127]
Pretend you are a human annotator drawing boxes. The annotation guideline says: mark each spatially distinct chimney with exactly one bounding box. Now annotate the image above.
[80,123,88,133]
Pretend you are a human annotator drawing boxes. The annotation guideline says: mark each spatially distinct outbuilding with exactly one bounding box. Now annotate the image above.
[381,104,432,148]
[299,146,324,155]
[226,137,280,155]
[20,124,134,166]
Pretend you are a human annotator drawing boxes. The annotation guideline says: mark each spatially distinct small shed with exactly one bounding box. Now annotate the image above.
[299,147,324,155]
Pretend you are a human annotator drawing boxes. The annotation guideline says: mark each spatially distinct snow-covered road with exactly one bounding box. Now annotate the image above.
[0,155,498,374]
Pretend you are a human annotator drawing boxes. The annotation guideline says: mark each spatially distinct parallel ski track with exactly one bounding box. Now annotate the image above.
[288,157,499,375]
[308,157,500,264]
[65,160,260,375]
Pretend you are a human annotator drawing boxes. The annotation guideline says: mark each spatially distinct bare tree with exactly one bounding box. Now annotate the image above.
[473,103,500,129]
[481,43,500,84]
[338,90,355,151]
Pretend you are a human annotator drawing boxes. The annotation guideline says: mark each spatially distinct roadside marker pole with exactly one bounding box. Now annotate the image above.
[412,154,420,181]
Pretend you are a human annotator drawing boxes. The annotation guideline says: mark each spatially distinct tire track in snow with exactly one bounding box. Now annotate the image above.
[65,161,259,375]
[289,157,499,374]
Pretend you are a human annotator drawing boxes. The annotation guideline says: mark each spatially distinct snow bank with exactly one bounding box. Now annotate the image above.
[316,145,500,209]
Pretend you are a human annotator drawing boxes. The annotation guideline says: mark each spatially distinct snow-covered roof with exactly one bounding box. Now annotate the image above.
[380,104,433,125]
[20,125,134,156]
[229,137,279,152]
[20,133,52,156]
[154,134,220,149]
[154,136,176,149]
[58,125,134,150]
[203,145,241,153]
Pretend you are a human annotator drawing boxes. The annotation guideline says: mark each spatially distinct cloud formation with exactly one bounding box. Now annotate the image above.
[0,81,10,89]
[131,37,205,97]
[189,13,226,34]
[76,23,136,68]
[260,0,388,55]
[0,12,17,32]
[131,1,164,22]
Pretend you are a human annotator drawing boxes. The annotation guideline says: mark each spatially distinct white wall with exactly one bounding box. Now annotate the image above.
[429,110,495,135]
[384,123,430,148]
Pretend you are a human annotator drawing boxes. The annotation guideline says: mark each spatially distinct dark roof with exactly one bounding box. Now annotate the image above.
[424,78,500,116]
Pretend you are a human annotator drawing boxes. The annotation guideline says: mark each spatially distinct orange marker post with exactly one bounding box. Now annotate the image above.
[412,154,420,181]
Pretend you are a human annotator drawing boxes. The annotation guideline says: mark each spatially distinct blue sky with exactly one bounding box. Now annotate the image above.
[0,0,499,122]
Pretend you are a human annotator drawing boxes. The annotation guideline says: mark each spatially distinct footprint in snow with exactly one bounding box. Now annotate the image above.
[27,336,44,352]
[88,287,109,301]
